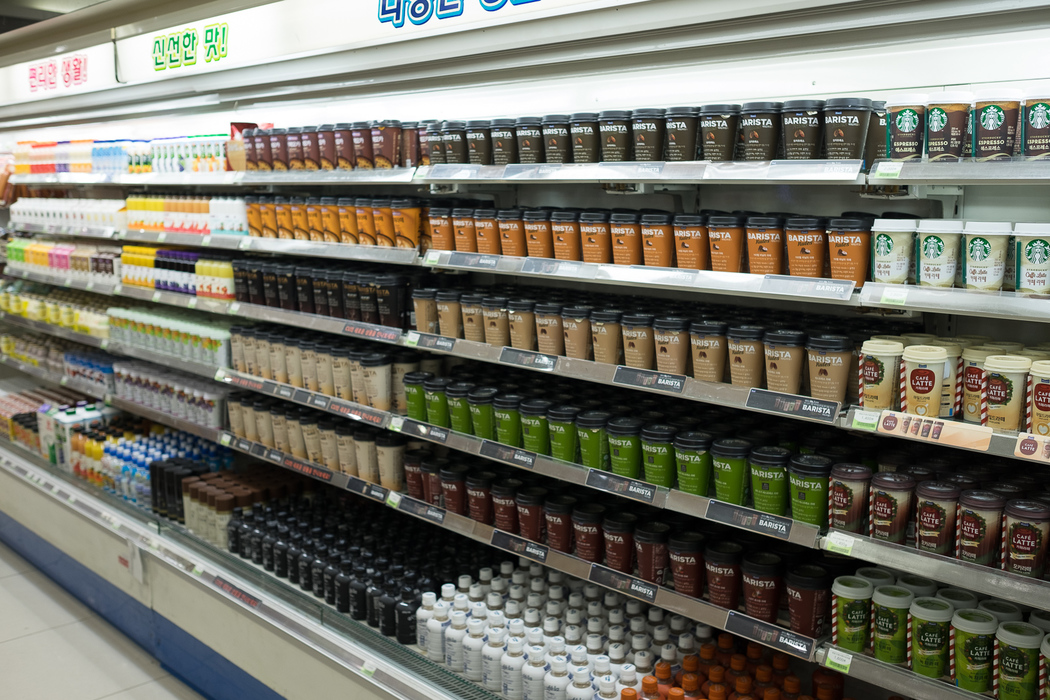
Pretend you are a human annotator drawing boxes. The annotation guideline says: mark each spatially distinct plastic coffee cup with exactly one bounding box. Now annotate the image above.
[749,446,792,516]
[674,431,714,496]
[1029,360,1050,435]
[871,219,916,284]
[788,454,833,527]
[860,339,905,410]
[1004,500,1050,578]
[1014,223,1050,293]
[784,216,828,278]
[827,218,872,288]
[981,599,1024,623]
[973,88,1024,161]
[519,398,553,455]
[909,597,953,678]
[902,345,948,417]
[728,325,765,389]
[870,472,917,543]
[824,97,872,159]
[962,221,1012,291]
[746,216,785,275]
[854,566,896,589]
[961,346,996,424]
[996,622,1043,700]
[957,490,1006,566]
[653,317,690,375]
[711,438,753,505]
[872,585,915,664]
[705,541,744,609]
[707,215,747,272]
[547,406,581,461]
[885,94,928,161]
[603,512,637,574]
[914,481,961,555]
[936,587,979,609]
[742,552,783,624]
[621,313,655,370]
[832,576,874,652]
[576,410,612,471]
[951,609,998,693]
[634,521,670,585]
[763,330,806,395]
[607,417,645,479]
[807,334,853,403]
[915,220,963,287]
[668,532,705,598]
[896,574,937,599]
[829,463,873,533]
[786,564,830,637]
[929,340,963,418]
[985,355,1032,433]
[590,309,623,365]
[926,91,974,161]
[699,105,740,162]
[642,424,677,487]
[690,320,728,383]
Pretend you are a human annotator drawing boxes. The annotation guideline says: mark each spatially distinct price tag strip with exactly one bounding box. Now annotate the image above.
[340,322,401,344]
[1014,433,1050,462]
[758,275,855,301]
[498,347,558,371]
[723,611,815,660]
[447,252,500,269]
[397,496,447,525]
[479,440,537,470]
[745,389,839,424]
[490,530,549,563]
[875,410,992,451]
[612,366,686,394]
[413,333,457,352]
[704,500,793,540]
[587,564,658,603]
[585,469,658,504]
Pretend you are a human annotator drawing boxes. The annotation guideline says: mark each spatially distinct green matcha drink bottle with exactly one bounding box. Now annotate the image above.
[788,454,833,528]
[711,438,753,505]
[402,371,433,421]
[832,576,874,652]
[673,431,713,496]
[423,377,452,427]
[641,424,678,487]
[951,608,997,693]
[996,622,1043,700]
[493,393,524,447]
[910,597,953,679]
[872,585,915,664]
[748,445,792,516]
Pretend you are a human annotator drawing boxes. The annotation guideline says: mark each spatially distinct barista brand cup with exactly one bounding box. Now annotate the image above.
[459,292,486,343]
[909,597,953,679]
[1005,499,1050,578]
[749,446,792,516]
[562,306,593,360]
[465,470,495,523]
[996,622,1043,700]
[497,209,527,257]
[827,218,872,287]
[781,99,825,159]
[707,215,747,272]
[466,120,492,165]
[515,486,548,541]
[985,355,1032,432]
[590,309,623,365]
[667,432,713,499]
[508,299,537,351]
[665,107,700,162]
[571,503,606,561]
[929,340,963,418]
[745,216,785,275]
[742,552,783,623]
[962,221,1012,291]
[807,334,853,403]
[1024,94,1050,159]
[699,105,741,162]
[535,303,565,356]
[490,118,518,165]
[603,512,638,573]
[672,214,709,269]
[481,296,511,347]
[668,532,705,598]
[915,481,961,555]
[885,94,928,161]
[788,454,833,527]
[622,314,656,370]
[632,108,666,161]
[763,330,807,395]
[870,472,916,543]
[467,386,499,440]
[599,110,632,162]
[785,216,828,278]
[515,117,545,164]
[452,208,478,253]
[829,463,873,533]
[926,91,974,161]
[610,212,643,265]
[653,317,690,375]
[607,417,645,479]
[580,211,613,264]
[576,410,612,470]
[494,394,525,447]
[786,564,830,637]
[705,541,744,610]
[711,438,753,505]
[973,88,1024,161]
[1028,360,1050,436]
[690,320,728,383]
[442,121,469,164]
[570,112,600,163]
[728,325,765,388]
[824,98,873,159]
[634,521,671,584]
[952,609,998,693]
[542,115,572,163]
[832,576,874,651]
[491,477,521,530]
[428,207,454,250]
[1013,223,1050,293]
[543,495,576,552]
[435,290,463,339]
[473,208,500,255]
[523,209,555,258]
[860,339,905,411]
[871,219,916,284]
[641,213,675,267]
[872,586,915,664]
[740,102,783,161]
[447,381,477,434]
[902,345,948,417]
[424,122,445,165]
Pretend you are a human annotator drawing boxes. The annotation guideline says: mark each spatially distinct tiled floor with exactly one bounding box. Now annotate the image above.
[0,541,207,700]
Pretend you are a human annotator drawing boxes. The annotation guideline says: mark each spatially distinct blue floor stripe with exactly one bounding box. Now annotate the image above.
[0,509,285,700]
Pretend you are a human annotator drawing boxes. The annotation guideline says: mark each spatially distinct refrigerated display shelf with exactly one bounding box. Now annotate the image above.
[10,169,420,186]
[0,354,107,399]
[814,647,977,700]
[0,310,107,347]
[218,429,825,661]
[869,158,1050,185]
[0,440,499,700]
[106,396,223,442]
[858,283,1050,324]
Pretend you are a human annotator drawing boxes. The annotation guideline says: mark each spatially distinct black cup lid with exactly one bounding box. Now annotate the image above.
[665,107,701,117]
[699,104,741,114]
[602,512,638,532]
[534,302,563,315]
[828,217,871,231]
[481,296,509,307]
[786,564,829,590]
[466,119,491,128]
[590,309,623,323]
[673,214,706,226]
[632,108,667,118]
[515,116,542,125]
[705,541,744,564]
[711,438,753,458]
[825,97,874,111]
[728,325,765,341]
[806,334,852,352]
[579,211,611,223]
[491,477,523,496]
[743,552,783,576]
[507,299,536,311]
[783,100,826,111]
[467,386,500,404]
[610,212,641,224]
[789,454,834,476]
[520,398,554,416]
[746,216,783,229]
[544,494,577,514]
[572,502,607,523]
[423,377,453,391]
[707,215,746,227]
[785,216,826,230]
[547,405,582,423]
[445,381,476,399]
[542,114,571,124]
[494,393,525,409]
[576,410,612,429]
[598,110,632,120]
[571,112,599,122]
[515,486,548,505]
[497,209,524,219]
[466,470,497,488]
[749,445,792,467]
[634,521,671,544]
[641,424,677,442]
[674,431,713,451]
[668,531,705,552]
[621,313,655,326]
[654,316,690,331]
[561,305,592,319]
[641,213,674,225]
[742,102,784,113]
[690,320,728,336]
[606,416,645,436]
[764,329,806,346]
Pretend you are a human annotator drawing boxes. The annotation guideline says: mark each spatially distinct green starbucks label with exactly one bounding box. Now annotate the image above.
[1025,238,1050,264]
[922,235,944,259]
[1028,102,1050,129]
[968,236,992,262]
[874,233,894,256]
[928,107,949,132]
[896,109,920,132]
[981,105,1005,130]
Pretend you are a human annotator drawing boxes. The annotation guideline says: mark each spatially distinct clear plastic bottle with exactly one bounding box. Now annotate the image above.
[544,655,572,700]
[523,645,551,700]
[426,601,450,662]
[593,655,612,681]
[502,637,528,700]
[482,628,508,692]
[681,673,703,700]
[566,665,594,700]
[654,660,674,699]
[416,592,436,653]
[445,610,468,672]
[627,634,649,665]
[463,619,488,682]
[650,626,670,658]
[646,609,664,636]
[633,651,654,679]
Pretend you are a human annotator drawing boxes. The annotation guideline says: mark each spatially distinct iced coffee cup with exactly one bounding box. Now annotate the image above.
[1013,223,1050,293]
[591,309,623,365]
[745,216,785,275]
[622,313,656,370]
[435,291,463,338]
[785,216,828,278]
[728,325,765,388]
[641,213,675,268]
[699,104,741,161]
[690,320,728,383]
[903,345,949,417]
[459,292,486,343]
[535,303,565,356]
[707,215,747,273]
[885,94,928,161]
[929,339,963,418]
[860,339,905,410]
[763,330,806,394]
[909,597,953,679]
[824,97,873,159]
[412,288,439,334]
[827,218,872,288]
[915,220,963,287]
[871,219,916,284]
[832,576,874,652]
[914,481,961,555]
[830,463,873,533]
[807,334,853,403]
[972,88,1024,161]
[926,91,973,161]
[672,214,709,270]
[562,306,593,360]
[653,317,690,375]
[951,609,998,693]
[482,296,511,348]
[984,354,1032,433]
[962,221,1012,291]
[508,299,537,350]
[1029,360,1050,436]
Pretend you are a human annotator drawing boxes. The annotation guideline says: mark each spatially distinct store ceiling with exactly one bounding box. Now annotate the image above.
[0,0,107,30]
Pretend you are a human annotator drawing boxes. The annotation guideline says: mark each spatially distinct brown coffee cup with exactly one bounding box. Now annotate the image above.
[785,216,828,278]
[699,104,741,161]
[442,121,468,164]
[782,100,825,159]
[641,213,675,267]
[473,208,500,255]
[591,309,624,365]
[570,113,600,163]
[665,107,700,161]
[580,211,613,264]
[535,303,565,356]
[708,215,747,272]
[973,90,1023,161]
[353,197,376,245]
[562,306,593,360]
[1024,95,1050,159]
[498,209,527,257]
[746,216,786,275]
[742,552,783,623]
[927,92,973,161]
[351,122,374,169]
[654,317,690,375]
[827,217,872,287]
[544,495,577,553]
[482,296,511,347]
[466,119,492,165]
[599,110,632,162]
[516,117,545,164]
[807,334,853,403]
[885,96,928,161]
[823,98,872,159]
[524,210,555,258]
[490,119,518,165]
[371,120,402,168]
[622,313,656,369]
[705,541,744,609]
[459,293,486,343]
[728,325,765,388]
[741,102,783,161]
[435,291,463,338]
[690,320,728,383]
[542,115,572,163]
[632,108,667,161]
[452,207,478,253]
[603,512,638,574]
[508,299,537,350]
[572,503,607,562]
[673,214,710,270]
[610,212,643,265]
[551,211,583,261]
[764,330,807,394]
[635,521,671,585]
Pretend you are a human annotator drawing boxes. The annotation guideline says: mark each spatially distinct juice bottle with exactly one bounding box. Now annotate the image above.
[730,676,754,700]
[702,668,726,697]
[654,661,673,699]
[782,675,801,700]
[716,634,735,667]
[681,673,703,700]
[754,665,775,698]
[725,655,748,690]
[771,655,791,688]
[641,676,662,700]
[745,643,764,675]
[698,644,718,677]
[675,654,702,687]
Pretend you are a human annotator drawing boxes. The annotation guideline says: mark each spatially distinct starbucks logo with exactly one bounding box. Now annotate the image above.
[1029,103,1050,130]
[928,108,948,133]
[968,236,992,262]
[874,233,894,257]
[922,235,944,259]
[1025,239,1050,264]
[981,105,1005,131]
[896,109,920,133]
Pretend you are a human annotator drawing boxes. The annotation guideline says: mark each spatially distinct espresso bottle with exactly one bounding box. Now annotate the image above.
[335,561,354,613]
[226,507,243,554]
[310,542,329,598]
[379,580,401,636]
[249,510,268,565]
[349,563,370,620]
[395,585,419,645]
[323,552,342,605]
[272,524,290,578]
[297,537,316,592]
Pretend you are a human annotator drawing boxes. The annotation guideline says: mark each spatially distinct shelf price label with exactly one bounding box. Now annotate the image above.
[879,286,909,305]
[588,564,658,603]
[341,322,401,344]
[724,611,815,659]
[850,410,880,431]
[499,347,557,371]
[479,440,537,470]
[823,531,856,556]
[745,389,839,424]
[612,366,685,394]
[448,252,499,269]
[213,576,262,609]
[491,530,548,563]
[876,410,992,451]
[1014,433,1050,462]
[759,275,854,301]
[422,250,442,266]
[281,454,334,482]
[872,161,904,179]
[398,496,447,524]
[414,333,456,352]
[328,399,387,426]
[824,647,853,674]
[705,500,793,540]
[585,469,657,504]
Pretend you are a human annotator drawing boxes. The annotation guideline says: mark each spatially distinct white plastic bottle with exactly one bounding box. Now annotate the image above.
[607,625,626,648]
[659,643,679,679]
[488,592,506,613]
[669,615,689,646]
[563,624,583,646]
[616,663,642,696]
[482,628,507,692]
[417,592,436,653]
[463,619,488,682]
[544,655,572,700]
[593,655,612,682]
[646,608,664,635]
[478,567,494,596]
[650,625,670,657]
[586,634,605,672]
[526,627,546,652]
[607,643,628,678]
[441,582,457,605]
[445,611,468,672]
[509,619,527,639]
[568,644,589,669]
[427,602,451,662]
[627,633,649,664]
[633,651,653,678]
[522,645,550,700]
[501,636,527,700]
[565,665,594,700]
[596,674,619,699]
[545,636,567,667]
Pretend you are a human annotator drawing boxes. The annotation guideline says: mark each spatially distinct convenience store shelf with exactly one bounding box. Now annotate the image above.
[869,158,1050,185]
[107,396,223,442]
[10,169,422,186]
[814,647,973,700]
[0,310,107,347]
[0,441,494,700]
[820,529,1050,613]
[10,222,118,239]
[858,283,1050,323]
[0,354,107,399]
[218,428,824,661]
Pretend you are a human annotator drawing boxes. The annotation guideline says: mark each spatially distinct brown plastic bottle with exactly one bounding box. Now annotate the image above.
[725,655,748,690]
[771,655,791,689]
[669,690,686,700]
[764,690,781,700]
[655,661,674,699]
[715,634,735,667]
[781,677,801,700]
[745,643,764,675]
[754,665,775,698]
[702,667,726,697]
[729,676,754,700]
[682,673,703,700]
